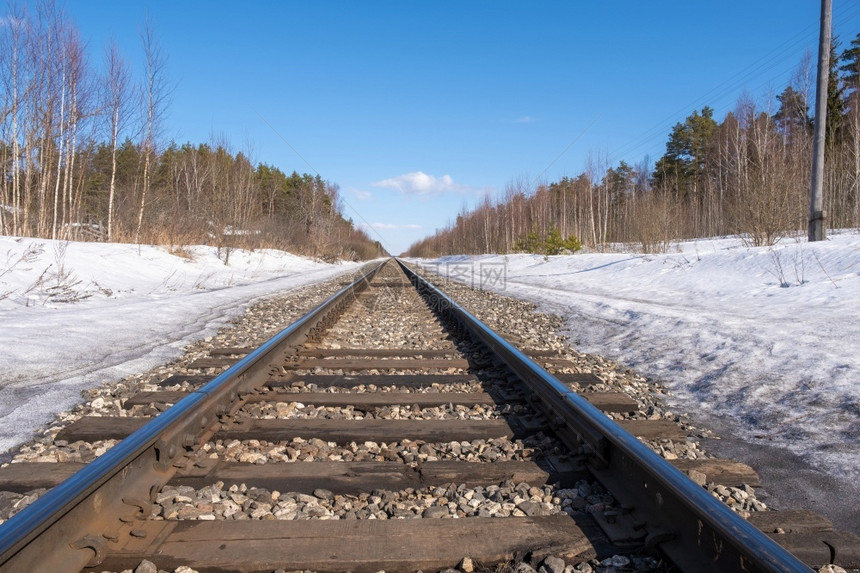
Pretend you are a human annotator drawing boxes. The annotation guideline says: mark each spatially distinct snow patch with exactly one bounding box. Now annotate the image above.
[0,236,361,454]
[415,231,860,483]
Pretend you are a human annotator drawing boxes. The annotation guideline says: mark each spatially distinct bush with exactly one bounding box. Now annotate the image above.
[561,232,583,253]
[514,231,542,253]
[516,228,582,255]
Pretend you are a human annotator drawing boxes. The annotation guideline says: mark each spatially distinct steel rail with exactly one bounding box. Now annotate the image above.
[0,259,387,572]
[397,259,811,573]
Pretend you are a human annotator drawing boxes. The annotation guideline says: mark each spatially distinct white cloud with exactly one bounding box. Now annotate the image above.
[348,187,372,200]
[371,171,484,197]
[514,115,535,124]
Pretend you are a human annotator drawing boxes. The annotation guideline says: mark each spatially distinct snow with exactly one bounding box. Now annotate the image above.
[0,236,362,456]
[1,231,857,527]
[417,231,860,485]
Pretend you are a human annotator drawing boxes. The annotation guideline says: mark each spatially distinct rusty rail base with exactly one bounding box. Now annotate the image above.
[0,260,386,572]
[396,259,812,573]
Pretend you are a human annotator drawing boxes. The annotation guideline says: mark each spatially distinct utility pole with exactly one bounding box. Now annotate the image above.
[809,0,832,242]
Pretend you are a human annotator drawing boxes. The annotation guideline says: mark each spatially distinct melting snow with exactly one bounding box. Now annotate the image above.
[418,231,860,484]
[0,236,361,454]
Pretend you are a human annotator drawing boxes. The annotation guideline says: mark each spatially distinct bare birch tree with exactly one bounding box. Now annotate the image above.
[103,39,131,241]
[136,17,168,245]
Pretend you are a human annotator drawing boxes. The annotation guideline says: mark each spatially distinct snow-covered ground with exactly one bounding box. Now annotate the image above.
[417,231,860,500]
[0,236,362,455]
[1,232,857,529]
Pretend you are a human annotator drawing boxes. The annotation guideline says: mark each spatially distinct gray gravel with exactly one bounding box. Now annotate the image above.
[150,479,606,521]
[0,263,770,572]
[206,435,552,465]
[235,402,513,420]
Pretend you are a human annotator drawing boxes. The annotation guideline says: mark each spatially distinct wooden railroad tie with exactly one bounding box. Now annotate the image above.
[54,415,686,443]
[89,516,607,573]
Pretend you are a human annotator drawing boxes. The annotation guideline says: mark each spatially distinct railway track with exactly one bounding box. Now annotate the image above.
[0,259,857,572]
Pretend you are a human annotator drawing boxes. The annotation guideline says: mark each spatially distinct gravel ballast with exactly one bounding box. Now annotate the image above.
[0,263,780,572]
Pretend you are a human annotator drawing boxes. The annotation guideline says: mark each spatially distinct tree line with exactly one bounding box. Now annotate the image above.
[0,2,384,261]
[405,37,860,257]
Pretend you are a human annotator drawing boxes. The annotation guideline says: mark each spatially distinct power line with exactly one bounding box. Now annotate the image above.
[254,111,395,253]
[532,113,604,187]
[603,4,860,170]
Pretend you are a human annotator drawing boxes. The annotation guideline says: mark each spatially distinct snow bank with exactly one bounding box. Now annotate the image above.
[0,237,361,455]
[418,231,860,482]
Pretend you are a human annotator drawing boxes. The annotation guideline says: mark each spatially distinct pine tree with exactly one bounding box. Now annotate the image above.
[653,107,717,195]
[839,33,860,96]
[774,86,811,135]
[827,39,846,145]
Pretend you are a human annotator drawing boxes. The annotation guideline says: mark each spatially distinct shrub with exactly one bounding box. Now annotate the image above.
[516,228,582,255]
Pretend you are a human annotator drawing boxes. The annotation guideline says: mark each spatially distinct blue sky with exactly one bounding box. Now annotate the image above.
[58,1,860,254]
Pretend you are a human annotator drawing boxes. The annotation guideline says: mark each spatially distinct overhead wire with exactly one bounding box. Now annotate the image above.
[532,113,604,187]
[254,111,396,254]
[607,24,821,166]
[600,3,860,170]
